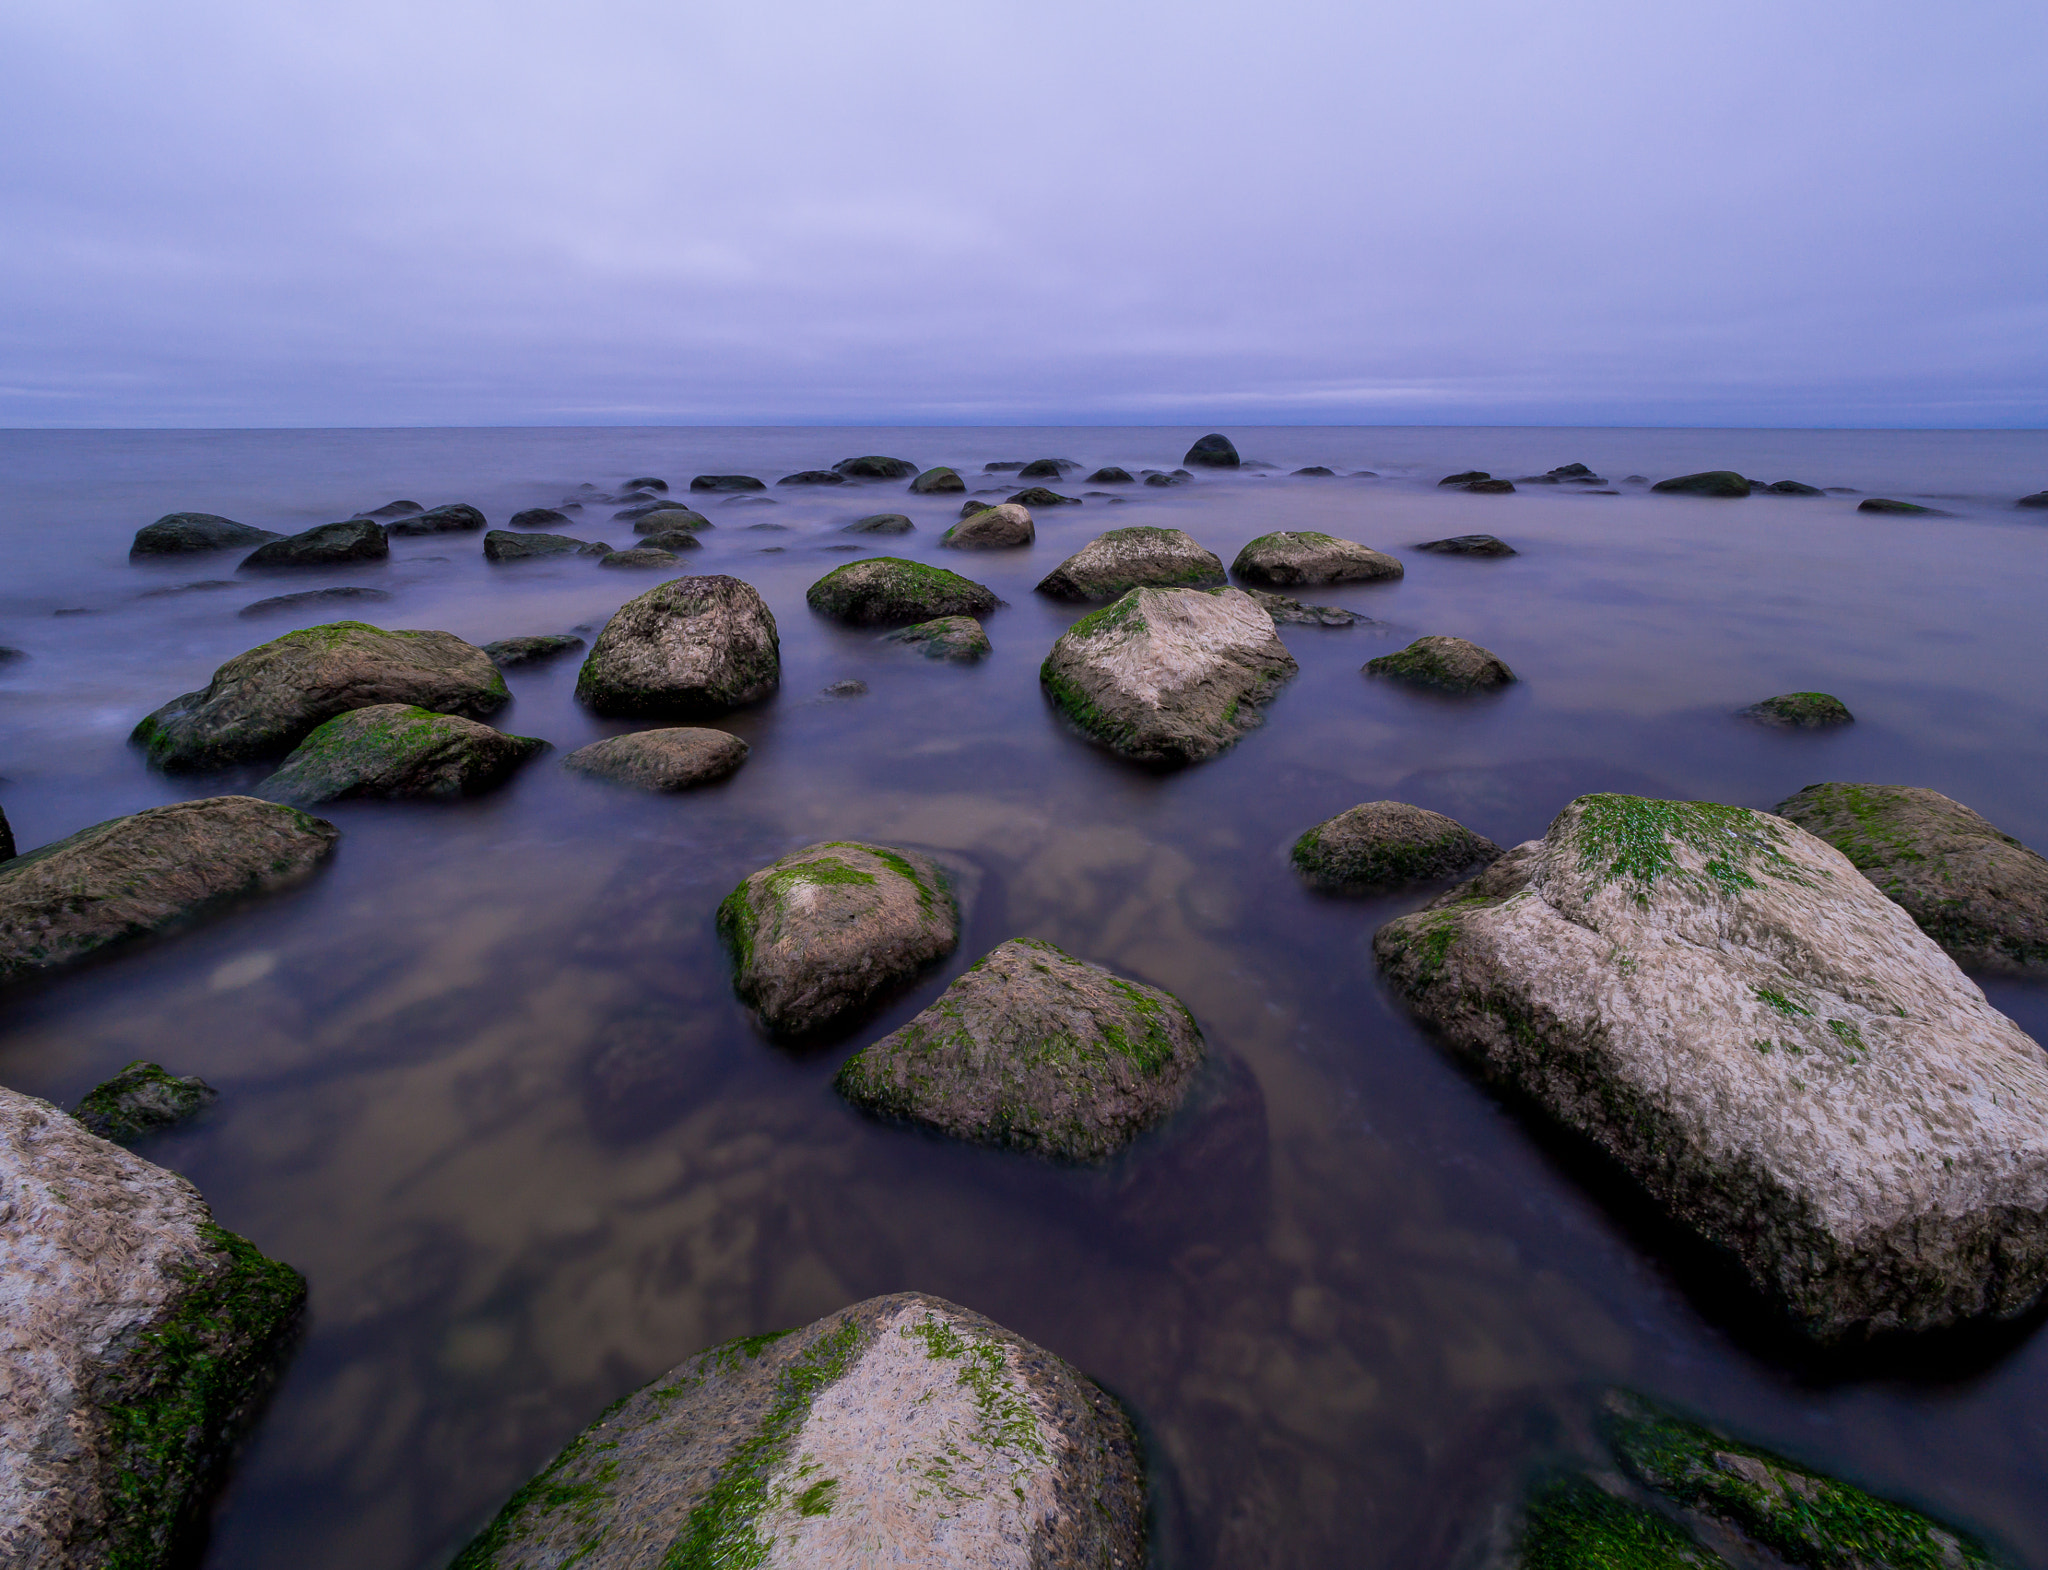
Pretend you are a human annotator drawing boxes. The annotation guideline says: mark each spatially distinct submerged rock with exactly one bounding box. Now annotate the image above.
[385,502,485,535]
[240,518,389,568]
[1652,470,1751,497]
[238,586,393,618]
[841,512,914,535]
[1183,432,1241,468]
[1041,586,1297,766]
[1859,497,1949,516]
[359,499,424,519]
[630,507,711,535]
[598,547,679,569]
[1291,802,1501,893]
[563,727,749,792]
[130,512,280,557]
[838,938,1206,1161]
[1438,470,1492,486]
[884,615,992,662]
[636,529,705,554]
[1458,478,1516,494]
[1292,465,1336,477]
[450,1291,1144,1570]
[1776,783,2048,973]
[1231,531,1402,586]
[1086,466,1135,484]
[2018,490,2048,509]
[1035,526,1226,601]
[833,454,921,479]
[0,1086,305,1568]
[576,575,781,718]
[821,680,868,698]
[483,529,604,561]
[717,840,958,1038]
[1416,534,1516,557]
[777,469,847,486]
[1739,691,1853,728]
[623,476,667,492]
[1365,635,1515,693]
[508,506,571,529]
[1513,1474,1714,1570]
[1017,457,1078,479]
[1141,470,1190,487]
[1243,588,1360,627]
[689,474,766,492]
[1008,486,1081,507]
[133,621,508,770]
[806,557,999,625]
[0,797,338,983]
[255,704,545,804]
[1766,480,1826,496]
[907,466,966,495]
[1373,792,2048,1339]
[941,502,1034,550]
[482,634,585,668]
[73,1061,218,1143]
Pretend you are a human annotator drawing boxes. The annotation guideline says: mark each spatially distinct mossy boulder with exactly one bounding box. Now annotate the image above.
[1416,533,1516,557]
[132,621,509,771]
[837,937,1206,1161]
[386,502,485,535]
[717,841,959,1038]
[1372,793,2048,1339]
[805,558,999,626]
[1366,635,1515,693]
[1516,1474,1723,1570]
[832,455,920,479]
[1034,526,1227,601]
[689,474,766,492]
[0,1086,305,1569]
[940,503,1034,550]
[1231,531,1402,587]
[1041,586,1297,766]
[1740,692,1853,728]
[841,512,914,535]
[1775,783,2048,972]
[73,1061,218,1143]
[129,512,280,557]
[240,518,389,568]
[883,615,992,662]
[449,1291,1144,1570]
[576,575,781,718]
[907,466,966,495]
[484,529,606,561]
[254,704,545,804]
[482,634,585,668]
[1859,498,1949,516]
[0,794,337,986]
[637,530,705,555]
[629,507,710,535]
[1182,432,1240,468]
[1652,470,1752,497]
[563,727,749,791]
[1292,802,1501,892]
[1767,480,1827,496]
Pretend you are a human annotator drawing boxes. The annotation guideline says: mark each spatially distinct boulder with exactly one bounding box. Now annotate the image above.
[637,530,705,555]
[563,727,749,791]
[508,507,571,529]
[689,474,766,492]
[2018,490,2048,509]
[1035,526,1226,601]
[717,840,958,1037]
[1738,691,1853,728]
[1243,588,1359,628]
[1291,802,1501,892]
[1438,471,1492,486]
[385,502,485,535]
[908,466,966,495]
[1041,586,1297,766]
[838,937,1205,1161]
[1766,480,1826,496]
[1374,792,2048,1338]
[1859,497,1949,516]
[73,1061,218,1143]
[598,547,678,569]
[940,503,1034,550]
[1007,486,1081,507]
[129,513,280,557]
[1086,466,1135,484]
[1513,1475,1710,1570]
[805,558,999,626]
[1231,531,1402,586]
[133,621,508,771]
[483,529,606,561]
[1651,470,1751,497]
[1415,534,1516,557]
[449,1291,1143,1570]
[576,576,780,718]
[777,469,847,486]
[630,507,711,534]
[0,1087,304,1568]
[1141,470,1190,487]
[255,704,545,804]
[841,512,914,535]
[1457,478,1516,494]
[1183,433,1240,468]
[0,797,338,983]
[623,476,668,492]
[983,460,1027,472]
[883,615,991,662]
[239,519,388,569]
[833,455,921,479]
[1292,466,1336,477]
[1017,458,1078,479]
[483,634,585,668]
[1776,783,2048,973]
[359,499,424,518]
[1365,635,1515,694]
[237,586,393,618]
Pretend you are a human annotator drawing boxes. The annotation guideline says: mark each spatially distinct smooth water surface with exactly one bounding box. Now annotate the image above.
[3,426,2047,1569]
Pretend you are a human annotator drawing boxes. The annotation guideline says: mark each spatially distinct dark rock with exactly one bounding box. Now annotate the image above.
[1085,466,1135,484]
[52,608,96,618]
[907,466,966,495]
[385,503,485,535]
[576,576,780,718]
[1365,635,1515,693]
[0,806,11,861]
[637,530,705,554]
[1036,526,1226,601]
[1007,486,1081,507]
[883,615,991,662]
[509,507,572,529]
[483,529,600,562]
[1291,802,1501,892]
[136,582,235,599]
[1824,486,1859,494]
[1141,470,1190,487]
[1017,458,1079,479]
[778,469,847,486]
[612,501,679,521]
[240,519,389,569]
[806,558,999,625]
[131,513,283,557]
[1183,433,1241,468]
[483,634,585,668]
[744,521,788,530]
[841,512,914,535]
[983,461,1027,472]
[73,1060,218,1143]
[1352,470,1379,477]
[1243,588,1359,627]
[689,474,766,492]
[941,503,1034,550]
[833,455,921,480]
[630,507,711,534]
[1549,462,1597,478]
[563,727,749,792]
[619,477,665,494]
[1766,480,1825,496]
[2018,491,2048,509]
[1438,471,1492,486]
[359,499,424,519]
[1858,497,1950,516]
[255,704,544,804]
[1415,534,1516,557]
[1292,466,1335,477]
[1651,470,1751,497]
[839,937,1206,1160]
[822,679,868,698]
[1458,478,1516,494]
[1232,531,1402,586]
[1739,691,1853,728]
[599,548,680,569]
[238,586,393,618]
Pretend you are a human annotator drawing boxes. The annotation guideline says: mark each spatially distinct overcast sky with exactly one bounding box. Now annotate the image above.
[3,0,2042,428]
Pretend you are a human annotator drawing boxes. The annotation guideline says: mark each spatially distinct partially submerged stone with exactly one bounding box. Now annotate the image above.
[883,615,991,662]
[1859,497,1949,516]
[576,575,781,718]
[359,498,424,518]
[385,502,485,535]
[255,703,546,804]
[778,468,847,485]
[237,586,392,618]
[1086,466,1135,484]
[1415,534,1516,557]
[1291,802,1501,893]
[690,474,766,492]
[805,557,999,625]
[832,454,920,479]
[1457,478,1516,494]
[837,937,1206,1161]
[73,1060,218,1143]
[132,621,509,770]
[907,466,966,495]
[1740,691,1853,728]
[637,529,705,554]
[130,512,280,556]
[598,547,678,569]
[0,796,337,985]
[840,512,913,535]
[1243,588,1359,627]
[1035,526,1227,601]
[1365,635,1516,693]
[2018,490,2048,510]
[717,840,958,1038]
[482,634,585,668]
[1766,480,1826,496]
[1016,457,1077,479]
[1373,793,2048,1339]
[1231,531,1403,586]
[1776,783,2048,972]
[1515,1475,1718,1570]
[240,518,389,568]
[1183,432,1240,468]
[483,529,606,561]
[449,1291,1144,1570]
[564,727,749,791]
[0,1087,305,1568]
[941,502,1034,549]
[1041,586,1297,766]
[508,506,570,529]
[1006,486,1081,507]
[629,507,711,534]
[1652,470,1752,497]
[1438,471,1492,485]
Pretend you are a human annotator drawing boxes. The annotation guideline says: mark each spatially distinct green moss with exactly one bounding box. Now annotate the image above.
[899,1312,1049,1497]
[1040,663,1137,751]
[1519,1475,1720,1570]
[73,1060,214,1144]
[718,852,878,975]
[1065,591,1148,641]
[1828,1019,1864,1051]
[1754,987,1811,1018]
[1746,693,1853,727]
[1575,795,1810,903]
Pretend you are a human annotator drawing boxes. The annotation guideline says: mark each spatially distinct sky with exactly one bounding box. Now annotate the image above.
[2,0,2043,429]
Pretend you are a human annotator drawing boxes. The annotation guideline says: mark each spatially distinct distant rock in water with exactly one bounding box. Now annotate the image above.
[1437,471,1491,486]
[941,503,1034,550]
[1017,457,1079,479]
[1651,470,1751,497]
[1036,526,1226,601]
[689,474,766,492]
[983,460,1028,472]
[629,507,710,535]
[483,529,606,561]
[1141,470,1191,487]
[563,727,749,792]
[238,586,393,618]
[386,503,485,535]
[908,466,967,495]
[576,575,780,718]
[1739,691,1853,728]
[1858,497,1950,515]
[623,476,668,492]
[636,529,704,554]
[508,507,571,529]
[1765,480,1825,495]
[833,455,921,479]
[1231,531,1402,586]
[1086,466,1135,484]
[821,679,868,698]
[483,634,584,668]
[1457,478,1515,494]
[73,1060,218,1143]
[1243,588,1360,627]
[1183,433,1241,468]
[1293,802,1501,893]
[255,704,545,805]
[241,519,389,568]
[841,512,914,535]
[2019,490,2048,509]
[1366,635,1515,693]
[883,615,991,662]
[1415,534,1515,557]
[1292,466,1336,477]
[1007,486,1081,507]
[358,499,424,519]
[131,513,281,556]
[598,547,679,569]
[777,469,847,486]
[807,557,999,625]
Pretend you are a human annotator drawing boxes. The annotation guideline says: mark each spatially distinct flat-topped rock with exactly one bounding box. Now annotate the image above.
[1739,691,1853,728]
[777,469,846,485]
[255,704,545,804]
[576,575,780,718]
[483,529,606,561]
[1859,497,1949,516]
[385,502,484,535]
[1231,531,1402,586]
[1183,432,1240,468]
[1374,792,2048,1339]
[482,634,584,668]
[73,1061,218,1143]
[689,474,766,492]
[130,513,280,556]
[1415,533,1516,557]
[833,455,920,480]
[806,557,999,625]
[941,502,1034,549]
[883,615,991,662]
[1365,635,1515,693]
[1292,802,1501,892]
[240,519,388,569]
[1652,470,1751,497]
[1035,526,1227,601]
[908,466,966,495]
[563,727,749,791]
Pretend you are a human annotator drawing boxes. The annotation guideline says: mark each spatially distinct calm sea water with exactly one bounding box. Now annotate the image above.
[3,426,2047,1570]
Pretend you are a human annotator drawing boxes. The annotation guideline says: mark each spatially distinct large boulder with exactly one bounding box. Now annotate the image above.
[940,503,1034,550]
[449,1291,1144,1570]
[805,558,999,625]
[132,621,509,771]
[483,529,606,561]
[716,840,958,1038]
[1231,531,1402,586]
[254,704,545,804]
[1652,470,1751,497]
[1183,432,1240,468]
[1291,802,1500,892]
[1776,783,2048,972]
[837,937,1206,1161]
[1365,635,1515,693]
[1372,792,2048,1339]
[385,502,484,535]
[907,466,966,495]
[883,615,991,662]
[129,513,280,556]
[240,518,388,569]
[576,576,780,718]
[563,728,749,791]
[73,1061,218,1144]
[833,454,920,479]
[0,1087,304,1569]
[0,796,338,985]
[1034,526,1227,601]
[1041,586,1297,766]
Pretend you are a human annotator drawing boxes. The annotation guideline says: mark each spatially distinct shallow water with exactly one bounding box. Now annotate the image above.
[3,425,2048,1569]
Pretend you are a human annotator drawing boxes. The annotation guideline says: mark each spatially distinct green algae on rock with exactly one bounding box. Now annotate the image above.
[1517,1474,1726,1570]
[837,937,1206,1161]
[1365,635,1516,693]
[255,703,546,805]
[804,557,999,626]
[1035,526,1226,601]
[1740,692,1854,728]
[481,634,585,668]
[1230,531,1403,587]
[1652,470,1752,497]
[1292,802,1501,893]
[73,1061,218,1143]
[482,528,606,561]
[563,727,749,791]
[882,614,992,662]
[576,575,781,718]
[448,1291,1144,1570]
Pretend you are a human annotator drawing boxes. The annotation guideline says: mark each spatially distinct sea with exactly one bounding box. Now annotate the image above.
[2,425,2046,1569]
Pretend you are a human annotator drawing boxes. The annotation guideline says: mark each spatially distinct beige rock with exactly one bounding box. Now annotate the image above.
[941,502,1035,550]
[563,728,750,791]
[1035,526,1226,601]
[1231,530,1403,586]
